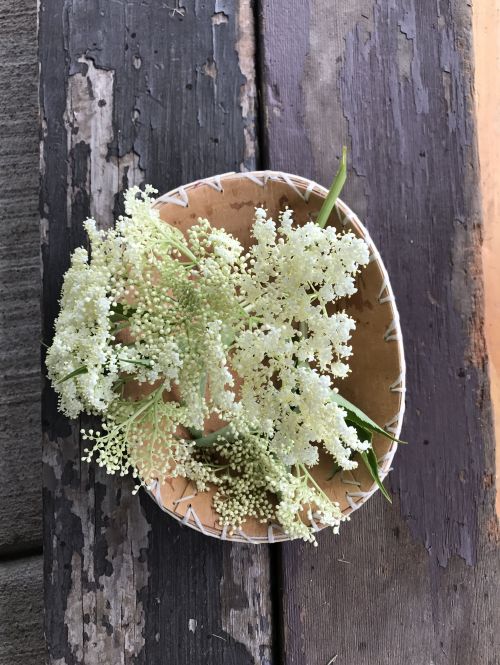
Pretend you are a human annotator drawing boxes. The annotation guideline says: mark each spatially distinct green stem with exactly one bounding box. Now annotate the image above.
[187,372,208,438]
[170,239,198,264]
[296,321,310,369]
[316,146,347,229]
[111,383,165,437]
[299,463,336,507]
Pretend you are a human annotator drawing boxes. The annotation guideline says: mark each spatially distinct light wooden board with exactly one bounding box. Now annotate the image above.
[474,0,500,516]
[259,1,500,662]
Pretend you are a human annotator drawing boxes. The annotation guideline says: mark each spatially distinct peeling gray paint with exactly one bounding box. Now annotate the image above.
[339,0,485,568]
[236,0,257,168]
[221,546,273,665]
[44,434,151,663]
[212,12,229,26]
[302,1,373,216]
[41,2,270,664]
[65,57,143,228]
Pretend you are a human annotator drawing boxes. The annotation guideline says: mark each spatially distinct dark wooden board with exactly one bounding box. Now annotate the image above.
[259,2,500,663]
[0,0,42,555]
[0,555,44,665]
[40,1,273,663]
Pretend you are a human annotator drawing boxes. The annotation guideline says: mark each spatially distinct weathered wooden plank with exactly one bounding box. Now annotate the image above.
[259,1,500,663]
[0,0,42,554]
[474,0,500,514]
[40,1,273,663]
[0,555,44,665]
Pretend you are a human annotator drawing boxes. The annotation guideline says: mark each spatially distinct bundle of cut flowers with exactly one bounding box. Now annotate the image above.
[47,153,399,543]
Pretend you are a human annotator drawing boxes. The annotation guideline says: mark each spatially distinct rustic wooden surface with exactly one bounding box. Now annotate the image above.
[260,1,500,663]
[474,0,500,516]
[0,0,41,555]
[40,2,273,664]
[0,0,43,662]
[35,1,500,664]
[0,556,44,665]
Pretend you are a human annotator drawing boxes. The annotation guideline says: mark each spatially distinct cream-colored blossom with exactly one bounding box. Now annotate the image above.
[48,188,370,543]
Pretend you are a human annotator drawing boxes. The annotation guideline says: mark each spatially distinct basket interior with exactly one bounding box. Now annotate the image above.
[149,172,404,542]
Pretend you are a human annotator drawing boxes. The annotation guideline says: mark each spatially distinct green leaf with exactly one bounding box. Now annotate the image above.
[360,448,392,503]
[327,460,342,481]
[333,398,394,502]
[327,421,392,502]
[193,424,235,448]
[111,321,130,335]
[56,366,88,384]
[316,146,348,229]
[351,422,373,446]
[330,391,405,444]
[221,325,236,349]
[109,302,136,323]
[187,372,208,439]
[199,371,207,399]
[118,357,152,369]
[328,425,372,481]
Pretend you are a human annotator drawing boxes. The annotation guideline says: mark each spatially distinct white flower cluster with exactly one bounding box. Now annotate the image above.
[46,244,118,418]
[47,187,370,543]
[233,208,370,468]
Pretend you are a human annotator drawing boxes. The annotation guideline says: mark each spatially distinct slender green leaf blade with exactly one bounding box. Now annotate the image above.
[193,424,234,448]
[109,302,136,323]
[327,460,342,481]
[56,366,88,384]
[118,358,152,368]
[350,423,373,446]
[331,418,392,501]
[111,320,130,335]
[328,425,372,480]
[360,448,392,503]
[316,146,347,229]
[331,391,405,444]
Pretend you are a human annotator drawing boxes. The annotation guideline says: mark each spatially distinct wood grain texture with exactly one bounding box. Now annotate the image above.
[0,0,42,554]
[0,555,44,665]
[38,1,500,663]
[474,0,500,516]
[259,1,500,663]
[40,1,272,663]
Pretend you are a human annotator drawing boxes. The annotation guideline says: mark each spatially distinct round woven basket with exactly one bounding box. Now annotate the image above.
[145,171,405,543]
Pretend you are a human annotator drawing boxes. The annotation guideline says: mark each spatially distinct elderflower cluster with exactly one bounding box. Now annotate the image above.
[45,245,119,418]
[232,208,370,467]
[47,186,370,543]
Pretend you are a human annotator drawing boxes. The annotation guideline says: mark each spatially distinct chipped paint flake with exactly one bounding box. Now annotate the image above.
[236,0,257,166]
[212,11,228,25]
[202,58,218,80]
[46,436,151,662]
[221,547,272,665]
[65,57,144,229]
[64,478,150,661]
